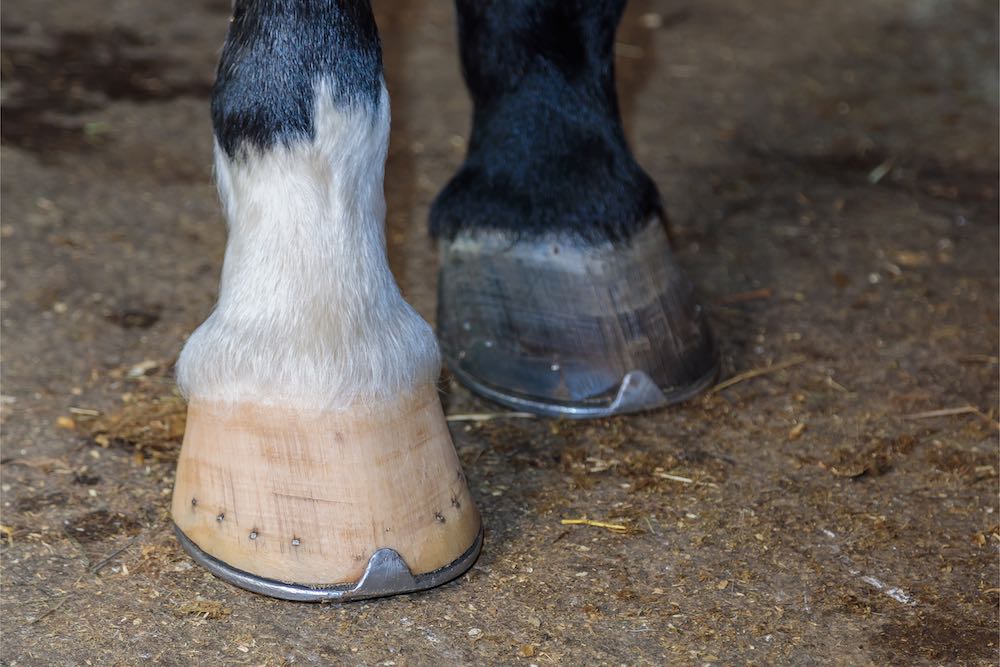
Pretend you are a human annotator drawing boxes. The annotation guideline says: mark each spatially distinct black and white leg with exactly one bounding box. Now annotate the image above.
[172,0,481,602]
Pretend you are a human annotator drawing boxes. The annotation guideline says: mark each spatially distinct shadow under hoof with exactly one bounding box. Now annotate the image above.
[437,220,719,418]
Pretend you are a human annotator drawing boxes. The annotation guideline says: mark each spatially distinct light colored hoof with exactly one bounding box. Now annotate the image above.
[171,384,482,600]
[437,219,719,418]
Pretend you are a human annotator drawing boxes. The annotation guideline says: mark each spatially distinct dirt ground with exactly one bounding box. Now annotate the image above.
[1,0,998,664]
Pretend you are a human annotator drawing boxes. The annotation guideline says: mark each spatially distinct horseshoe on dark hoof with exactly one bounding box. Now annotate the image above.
[437,219,719,418]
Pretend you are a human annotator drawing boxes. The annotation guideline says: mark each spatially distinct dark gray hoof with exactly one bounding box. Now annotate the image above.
[174,524,483,602]
[437,219,718,418]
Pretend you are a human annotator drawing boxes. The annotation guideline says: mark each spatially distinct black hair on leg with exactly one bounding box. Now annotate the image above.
[430,0,662,243]
[212,0,383,159]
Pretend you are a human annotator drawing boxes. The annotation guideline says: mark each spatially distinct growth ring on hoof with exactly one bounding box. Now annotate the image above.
[171,385,482,600]
[437,219,719,418]
[175,524,483,602]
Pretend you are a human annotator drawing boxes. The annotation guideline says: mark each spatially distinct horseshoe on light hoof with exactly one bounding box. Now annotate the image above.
[437,219,719,418]
[175,524,484,603]
[171,386,483,601]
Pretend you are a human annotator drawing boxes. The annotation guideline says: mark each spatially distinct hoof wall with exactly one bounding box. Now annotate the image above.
[171,385,481,596]
[175,524,483,602]
[437,219,718,418]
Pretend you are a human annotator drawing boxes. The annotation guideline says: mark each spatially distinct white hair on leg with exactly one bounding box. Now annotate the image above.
[177,81,440,410]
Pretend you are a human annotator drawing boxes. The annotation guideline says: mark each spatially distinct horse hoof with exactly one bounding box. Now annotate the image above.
[171,384,482,601]
[437,219,719,418]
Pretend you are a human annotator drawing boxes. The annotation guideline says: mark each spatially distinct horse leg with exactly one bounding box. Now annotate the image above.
[432,0,718,418]
[171,0,481,601]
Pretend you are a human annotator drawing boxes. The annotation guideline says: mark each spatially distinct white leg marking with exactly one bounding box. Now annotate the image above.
[178,82,439,410]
